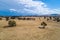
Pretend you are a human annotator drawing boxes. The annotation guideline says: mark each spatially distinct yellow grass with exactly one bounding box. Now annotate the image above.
[0,17,60,40]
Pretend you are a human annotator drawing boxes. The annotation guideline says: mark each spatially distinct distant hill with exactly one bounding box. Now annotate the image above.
[0,9,18,16]
[48,14,60,16]
[0,9,38,16]
[0,9,60,16]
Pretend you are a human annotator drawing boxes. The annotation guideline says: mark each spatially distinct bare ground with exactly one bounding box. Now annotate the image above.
[0,17,60,40]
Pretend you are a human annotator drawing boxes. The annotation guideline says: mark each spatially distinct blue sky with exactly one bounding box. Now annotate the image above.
[34,0,60,9]
[40,0,60,9]
[0,0,60,16]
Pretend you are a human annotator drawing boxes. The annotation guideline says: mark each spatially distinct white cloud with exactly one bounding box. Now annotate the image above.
[9,9,17,11]
[52,9,60,14]
[15,0,51,15]
[9,0,60,15]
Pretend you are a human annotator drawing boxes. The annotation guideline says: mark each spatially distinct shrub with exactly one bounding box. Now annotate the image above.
[40,22,47,29]
[6,17,9,21]
[0,18,2,20]
[10,17,16,19]
[8,20,16,27]
[56,18,60,22]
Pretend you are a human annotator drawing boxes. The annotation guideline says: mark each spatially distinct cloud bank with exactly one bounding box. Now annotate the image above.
[14,0,60,15]
[0,0,60,15]
[15,0,51,15]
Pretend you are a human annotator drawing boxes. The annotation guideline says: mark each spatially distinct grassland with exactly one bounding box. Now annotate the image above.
[0,17,60,40]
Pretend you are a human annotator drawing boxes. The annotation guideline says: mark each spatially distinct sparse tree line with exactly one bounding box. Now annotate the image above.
[39,16,60,29]
[0,16,60,29]
[47,16,60,22]
[42,16,60,22]
[17,17,35,20]
[0,16,36,27]
[0,16,35,21]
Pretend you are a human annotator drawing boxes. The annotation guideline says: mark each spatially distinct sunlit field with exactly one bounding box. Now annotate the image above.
[0,17,60,40]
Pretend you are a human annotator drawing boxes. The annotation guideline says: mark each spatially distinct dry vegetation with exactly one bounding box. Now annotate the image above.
[0,17,60,40]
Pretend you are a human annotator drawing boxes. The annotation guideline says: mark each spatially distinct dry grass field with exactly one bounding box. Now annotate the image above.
[0,17,60,40]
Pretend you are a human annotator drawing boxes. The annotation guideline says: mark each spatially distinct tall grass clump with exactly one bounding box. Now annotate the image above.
[8,20,16,27]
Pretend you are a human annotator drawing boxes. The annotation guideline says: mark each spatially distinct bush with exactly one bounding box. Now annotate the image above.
[10,17,16,19]
[0,18,2,20]
[6,17,9,21]
[8,20,16,27]
[40,22,47,29]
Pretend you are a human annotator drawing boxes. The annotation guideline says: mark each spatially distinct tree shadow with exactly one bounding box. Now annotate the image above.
[3,25,15,28]
[38,27,45,29]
